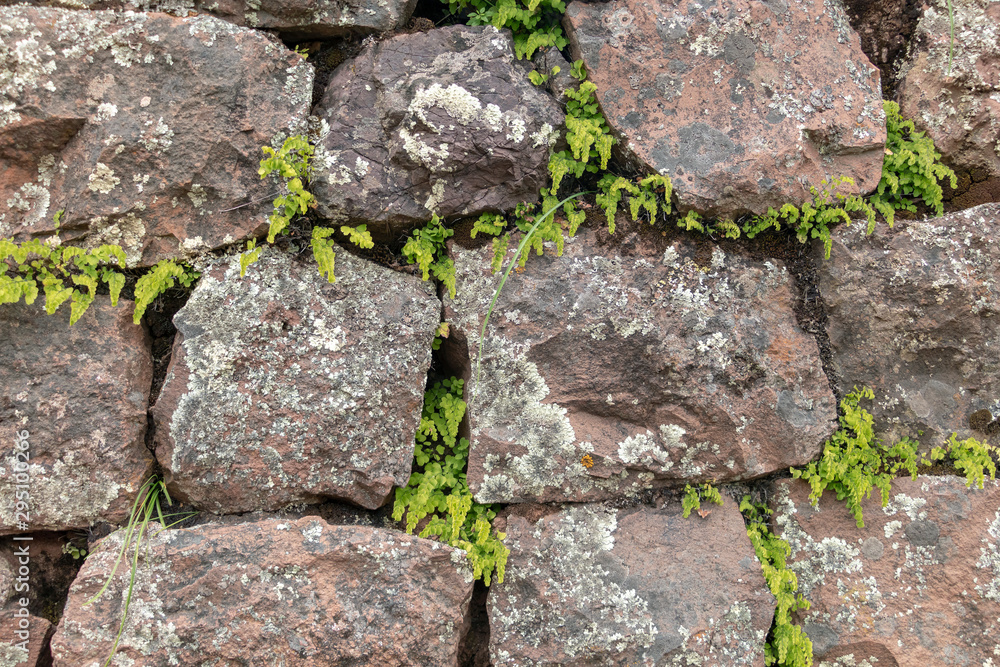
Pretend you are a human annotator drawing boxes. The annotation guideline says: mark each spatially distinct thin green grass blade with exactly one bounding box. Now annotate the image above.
[471,191,590,403]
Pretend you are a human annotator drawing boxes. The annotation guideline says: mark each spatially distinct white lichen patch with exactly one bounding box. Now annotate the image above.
[87,162,120,194]
[977,510,1000,602]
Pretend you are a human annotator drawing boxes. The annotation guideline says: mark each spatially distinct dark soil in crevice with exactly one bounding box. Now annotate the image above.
[841,0,928,100]
[145,292,189,410]
[410,0,461,27]
[458,580,492,667]
[1,532,85,627]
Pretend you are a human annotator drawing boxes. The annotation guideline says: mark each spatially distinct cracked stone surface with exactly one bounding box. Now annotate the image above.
[311,24,564,243]
[818,203,1000,449]
[488,501,773,666]
[564,0,886,218]
[446,225,836,504]
[0,298,153,533]
[50,517,475,666]
[774,476,1000,667]
[151,246,440,513]
[0,6,312,267]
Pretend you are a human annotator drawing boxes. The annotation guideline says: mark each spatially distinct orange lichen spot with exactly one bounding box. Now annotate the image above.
[581,454,594,469]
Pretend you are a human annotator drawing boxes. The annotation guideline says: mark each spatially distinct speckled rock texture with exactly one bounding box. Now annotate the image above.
[818,203,1000,448]
[311,25,564,242]
[563,0,886,218]
[445,226,837,504]
[151,246,440,513]
[50,517,475,666]
[897,0,1000,182]
[0,6,312,267]
[774,476,1000,666]
[489,502,774,666]
[0,0,418,38]
[0,611,53,667]
[0,298,153,533]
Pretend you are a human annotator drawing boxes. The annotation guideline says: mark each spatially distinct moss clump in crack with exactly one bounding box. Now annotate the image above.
[393,376,509,585]
[791,386,998,528]
[740,495,813,667]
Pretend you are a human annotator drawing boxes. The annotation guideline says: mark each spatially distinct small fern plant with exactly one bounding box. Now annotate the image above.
[132,259,200,323]
[548,61,614,194]
[445,0,568,59]
[393,377,509,585]
[402,215,458,298]
[872,100,957,217]
[740,496,813,667]
[681,482,724,518]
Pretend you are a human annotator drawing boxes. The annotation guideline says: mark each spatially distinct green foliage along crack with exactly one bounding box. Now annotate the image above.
[443,0,568,60]
[791,386,998,528]
[393,376,510,586]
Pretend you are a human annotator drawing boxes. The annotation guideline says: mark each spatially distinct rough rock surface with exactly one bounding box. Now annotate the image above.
[0,611,53,667]
[445,226,837,504]
[489,502,774,665]
[151,246,440,513]
[0,7,312,267]
[0,0,417,38]
[897,0,1000,182]
[818,203,1000,447]
[564,0,886,218]
[312,25,564,242]
[0,299,153,533]
[774,477,1000,666]
[51,517,475,666]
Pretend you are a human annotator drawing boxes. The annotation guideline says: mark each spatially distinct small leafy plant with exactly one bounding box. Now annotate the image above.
[740,496,813,667]
[393,377,510,585]
[402,215,458,298]
[85,476,193,667]
[872,101,957,217]
[444,0,568,59]
[681,482,724,518]
[548,61,614,194]
[132,259,200,323]
[595,173,673,234]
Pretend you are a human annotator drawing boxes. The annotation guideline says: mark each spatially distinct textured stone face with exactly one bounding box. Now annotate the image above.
[0,7,312,267]
[774,477,1000,666]
[151,247,440,513]
[0,298,153,533]
[897,0,1000,180]
[564,0,886,218]
[0,0,418,38]
[819,203,1000,448]
[0,612,53,667]
[50,518,475,666]
[446,226,836,504]
[489,502,774,665]
[311,25,564,242]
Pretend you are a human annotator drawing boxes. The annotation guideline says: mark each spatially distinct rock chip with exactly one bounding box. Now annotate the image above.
[51,517,475,666]
[0,0,417,38]
[0,298,153,533]
[0,7,312,267]
[311,25,563,242]
[446,226,836,504]
[489,502,774,665]
[818,203,1000,447]
[563,0,886,218]
[897,0,1000,180]
[774,476,1000,666]
[151,247,440,513]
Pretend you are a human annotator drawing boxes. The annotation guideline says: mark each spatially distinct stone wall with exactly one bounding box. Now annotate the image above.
[0,0,998,664]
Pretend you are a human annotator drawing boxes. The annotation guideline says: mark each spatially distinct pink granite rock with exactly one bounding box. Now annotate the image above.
[564,0,886,218]
[489,501,774,665]
[775,476,1000,666]
[0,299,154,533]
[446,226,836,503]
[51,517,475,665]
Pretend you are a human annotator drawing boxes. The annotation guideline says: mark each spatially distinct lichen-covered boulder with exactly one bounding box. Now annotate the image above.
[0,0,418,38]
[489,502,774,665]
[897,0,1000,184]
[563,0,886,218]
[774,477,1000,666]
[51,517,475,666]
[311,24,563,242]
[818,203,1000,448]
[445,226,836,504]
[151,247,440,513]
[0,7,312,267]
[0,298,153,533]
